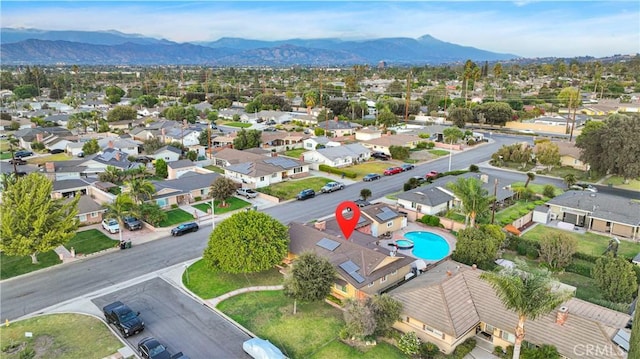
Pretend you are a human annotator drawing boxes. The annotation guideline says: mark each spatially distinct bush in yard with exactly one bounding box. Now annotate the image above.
[343,298,376,339]
[451,338,476,359]
[318,164,357,178]
[543,184,556,198]
[526,246,539,259]
[139,203,167,227]
[420,342,440,358]
[565,261,593,278]
[389,145,410,160]
[469,164,479,172]
[397,331,421,356]
[419,214,443,228]
[592,255,638,303]
[371,294,403,336]
[572,252,600,262]
[284,252,336,314]
[538,232,577,270]
[452,225,504,267]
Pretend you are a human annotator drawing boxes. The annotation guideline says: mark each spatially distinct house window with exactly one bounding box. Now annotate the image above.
[272,173,277,178]
[260,176,265,181]
[405,316,411,323]
[156,198,168,208]
[411,202,416,209]
[90,212,99,218]
[334,283,347,292]
[293,167,303,174]
[368,282,374,288]
[386,221,393,228]
[485,323,495,334]
[380,275,388,284]
[79,214,87,222]
[501,330,515,343]
[423,325,445,339]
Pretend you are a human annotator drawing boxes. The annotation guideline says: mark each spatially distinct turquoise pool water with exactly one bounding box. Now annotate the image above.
[404,231,450,261]
[395,239,414,249]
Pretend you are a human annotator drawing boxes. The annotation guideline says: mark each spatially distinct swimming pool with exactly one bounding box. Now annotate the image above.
[404,231,451,261]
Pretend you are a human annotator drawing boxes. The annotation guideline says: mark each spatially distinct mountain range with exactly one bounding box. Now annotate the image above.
[0,28,518,66]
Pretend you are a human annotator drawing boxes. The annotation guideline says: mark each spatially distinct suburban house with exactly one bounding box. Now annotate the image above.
[212,148,265,168]
[83,148,144,172]
[389,260,630,358]
[161,127,202,147]
[355,127,382,141]
[397,186,455,216]
[98,138,140,156]
[553,141,590,171]
[361,134,425,155]
[302,143,371,168]
[260,132,307,151]
[152,146,182,162]
[302,136,341,150]
[359,203,408,238]
[51,178,91,198]
[545,191,640,240]
[316,120,362,137]
[14,127,73,150]
[224,156,309,188]
[67,195,106,225]
[166,159,201,180]
[288,222,415,300]
[151,171,220,209]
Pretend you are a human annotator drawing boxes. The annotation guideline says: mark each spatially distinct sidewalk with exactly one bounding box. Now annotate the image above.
[207,285,284,307]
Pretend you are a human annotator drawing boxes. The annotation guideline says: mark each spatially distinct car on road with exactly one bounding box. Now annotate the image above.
[383,167,403,176]
[425,170,439,180]
[296,189,315,200]
[236,187,259,198]
[8,158,27,165]
[569,183,598,193]
[262,127,277,132]
[363,173,381,182]
[411,175,427,184]
[171,222,199,236]
[102,218,120,234]
[14,150,33,158]
[372,152,391,160]
[401,164,415,171]
[320,181,345,193]
[103,301,144,337]
[123,216,143,231]
[138,337,172,359]
[48,149,65,154]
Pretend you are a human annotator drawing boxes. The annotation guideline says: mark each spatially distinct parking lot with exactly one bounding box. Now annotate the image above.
[92,277,251,359]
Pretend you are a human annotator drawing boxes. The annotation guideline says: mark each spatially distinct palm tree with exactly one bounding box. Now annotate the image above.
[6,135,20,175]
[125,178,155,204]
[103,194,136,243]
[563,174,577,188]
[446,177,493,227]
[524,172,535,188]
[360,188,372,201]
[67,111,94,134]
[480,262,572,359]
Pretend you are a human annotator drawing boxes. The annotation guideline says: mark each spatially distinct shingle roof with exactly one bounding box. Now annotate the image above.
[547,191,640,226]
[397,186,454,206]
[226,157,305,178]
[361,203,402,224]
[308,143,370,161]
[214,148,265,164]
[52,178,91,192]
[167,159,196,169]
[151,172,220,198]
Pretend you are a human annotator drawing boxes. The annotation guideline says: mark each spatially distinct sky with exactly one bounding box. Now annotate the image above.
[2,1,639,58]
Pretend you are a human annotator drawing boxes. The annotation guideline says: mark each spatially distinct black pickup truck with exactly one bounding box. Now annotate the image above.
[103,301,145,337]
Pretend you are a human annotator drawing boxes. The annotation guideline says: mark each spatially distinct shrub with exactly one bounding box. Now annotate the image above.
[469,164,479,172]
[587,298,632,313]
[171,204,179,209]
[419,214,443,228]
[565,261,593,278]
[420,342,440,359]
[543,184,556,198]
[318,164,357,178]
[572,252,601,262]
[516,242,530,256]
[443,169,468,176]
[31,141,45,151]
[451,338,476,359]
[403,182,413,191]
[416,141,427,149]
[397,332,421,356]
[426,141,435,149]
[526,246,539,259]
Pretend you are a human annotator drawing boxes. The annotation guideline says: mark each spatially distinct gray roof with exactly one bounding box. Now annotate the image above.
[92,148,141,170]
[397,186,454,206]
[154,145,182,155]
[309,143,370,161]
[151,172,220,199]
[316,120,361,130]
[534,205,549,213]
[547,191,640,226]
[167,159,196,169]
[52,178,91,192]
[70,195,105,215]
[226,157,305,177]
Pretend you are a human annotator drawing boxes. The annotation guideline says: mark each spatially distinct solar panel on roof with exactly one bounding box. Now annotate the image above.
[613,329,630,351]
[339,260,360,274]
[376,207,397,221]
[316,237,341,251]
[349,271,365,283]
[264,157,298,168]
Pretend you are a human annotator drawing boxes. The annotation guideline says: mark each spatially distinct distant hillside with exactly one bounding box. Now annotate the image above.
[0,28,518,66]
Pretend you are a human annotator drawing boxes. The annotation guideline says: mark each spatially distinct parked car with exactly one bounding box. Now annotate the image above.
[383,167,403,176]
[14,150,33,158]
[48,149,65,154]
[372,152,390,160]
[296,189,315,200]
[425,170,439,180]
[138,337,172,359]
[237,188,259,198]
[102,218,120,234]
[8,158,27,165]
[103,301,145,337]
[569,184,598,193]
[262,127,277,132]
[123,216,143,231]
[401,164,415,171]
[411,175,427,184]
[320,181,345,193]
[363,173,381,182]
[171,222,199,236]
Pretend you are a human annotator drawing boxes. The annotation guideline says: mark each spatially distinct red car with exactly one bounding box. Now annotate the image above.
[384,167,403,176]
[425,170,439,180]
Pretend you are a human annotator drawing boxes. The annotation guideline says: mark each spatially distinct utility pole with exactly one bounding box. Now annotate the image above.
[404,70,412,122]
[491,178,498,224]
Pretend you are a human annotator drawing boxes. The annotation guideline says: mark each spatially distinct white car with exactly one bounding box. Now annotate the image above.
[102,218,120,234]
[320,181,345,193]
[236,188,258,198]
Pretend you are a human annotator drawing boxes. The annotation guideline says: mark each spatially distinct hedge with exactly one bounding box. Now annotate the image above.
[565,261,593,278]
[318,164,357,179]
[451,338,476,359]
[572,252,601,262]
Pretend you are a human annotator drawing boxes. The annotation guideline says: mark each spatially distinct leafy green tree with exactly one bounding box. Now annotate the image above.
[592,255,638,303]
[446,176,493,227]
[360,188,372,201]
[481,261,572,359]
[198,129,211,146]
[630,288,640,357]
[0,172,17,191]
[138,203,167,227]
[474,102,513,126]
[105,86,125,104]
[98,166,125,184]
[448,107,473,128]
[68,111,94,134]
[209,176,236,207]
[371,294,403,336]
[378,109,397,128]
[143,137,164,154]
[284,252,336,314]
[81,138,101,155]
[233,129,261,150]
[543,185,556,198]
[136,95,159,108]
[343,298,376,338]
[314,127,325,136]
[154,159,168,178]
[164,105,185,122]
[538,233,576,269]
[0,173,79,264]
[186,150,197,161]
[443,126,464,147]
[203,211,289,273]
[563,174,577,188]
[452,225,504,266]
[13,84,39,99]
[388,145,410,160]
[535,142,561,170]
[107,105,137,122]
[125,178,155,204]
[398,331,421,356]
[103,194,136,243]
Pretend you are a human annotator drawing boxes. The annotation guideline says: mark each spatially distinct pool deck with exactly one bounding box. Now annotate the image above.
[378,222,457,263]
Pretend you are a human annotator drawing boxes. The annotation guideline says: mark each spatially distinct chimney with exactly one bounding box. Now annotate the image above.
[314,221,326,231]
[115,152,121,161]
[108,140,114,149]
[45,162,55,173]
[36,133,43,142]
[556,306,569,325]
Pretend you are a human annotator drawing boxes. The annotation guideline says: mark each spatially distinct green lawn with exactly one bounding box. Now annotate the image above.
[284,149,306,158]
[222,121,252,128]
[522,225,640,259]
[535,166,601,182]
[257,177,334,200]
[183,259,283,298]
[428,149,449,157]
[494,199,547,226]
[0,314,122,359]
[192,197,250,215]
[345,162,398,179]
[158,208,195,227]
[218,291,406,359]
[0,152,12,160]
[26,153,72,165]
[64,229,118,254]
[204,165,225,174]
[554,271,603,303]
[0,251,62,280]
[606,176,640,191]
[510,182,564,196]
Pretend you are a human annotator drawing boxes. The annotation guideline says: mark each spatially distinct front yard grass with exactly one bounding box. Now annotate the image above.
[64,229,118,254]
[218,291,406,359]
[554,272,604,302]
[257,177,333,200]
[606,176,640,191]
[0,152,12,160]
[522,225,640,259]
[284,148,306,158]
[343,161,398,179]
[510,182,564,196]
[26,153,72,165]
[158,208,195,227]
[183,259,283,298]
[192,197,250,215]
[221,121,252,128]
[0,251,61,280]
[0,314,121,359]
[203,165,225,174]
[428,149,449,156]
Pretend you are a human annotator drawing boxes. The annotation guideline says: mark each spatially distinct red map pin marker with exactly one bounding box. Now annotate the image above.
[335,201,361,240]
